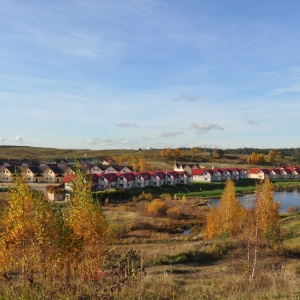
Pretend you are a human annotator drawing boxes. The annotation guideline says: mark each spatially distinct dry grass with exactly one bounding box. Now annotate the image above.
[102,201,300,299]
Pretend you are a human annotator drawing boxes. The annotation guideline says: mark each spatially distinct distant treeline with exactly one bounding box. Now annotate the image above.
[222,148,300,156]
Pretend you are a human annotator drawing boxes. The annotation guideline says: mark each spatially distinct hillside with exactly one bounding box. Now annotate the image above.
[0,146,298,174]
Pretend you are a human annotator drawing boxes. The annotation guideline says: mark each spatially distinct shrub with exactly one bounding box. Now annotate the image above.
[45,185,64,194]
[166,207,182,219]
[160,193,171,201]
[139,191,153,201]
[286,205,300,214]
[147,199,168,217]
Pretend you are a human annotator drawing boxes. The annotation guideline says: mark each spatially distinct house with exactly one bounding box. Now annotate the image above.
[220,168,231,181]
[280,168,291,179]
[248,168,269,179]
[237,168,248,179]
[192,169,213,182]
[178,171,192,184]
[135,172,151,187]
[0,165,21,183]
[165,171,179,185]
[212,169,223,181]
[39,164,66,183]
[284,166,300,179]
[87,164,108,175]
[22,165,44,183]
[102,159,116,165]
[110,165,133,174]
[269,168,281,179]
[151,171,166,187]
[228,168,240,180]
[173,163,200,174]
[98,173,118,190]
[117,173,135,189]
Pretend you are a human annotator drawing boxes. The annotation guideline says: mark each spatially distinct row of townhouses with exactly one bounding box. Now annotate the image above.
[0,163,131,184]
[248,167,300,179]
[64,170,192,191]
[1,161,299,188]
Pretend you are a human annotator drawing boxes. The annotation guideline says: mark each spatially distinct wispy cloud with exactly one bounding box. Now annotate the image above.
[247,120,259,125]
[0,137,5,142]
[191,122,224,134]
[86,138,113,146]
[174,94,196,102]
[117,123,138,128]
[269,84,300,96]
[161,131,184,138]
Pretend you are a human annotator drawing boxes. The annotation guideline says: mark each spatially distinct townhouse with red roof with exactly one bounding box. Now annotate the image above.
[135,172,152,187]
[117,172,135,189]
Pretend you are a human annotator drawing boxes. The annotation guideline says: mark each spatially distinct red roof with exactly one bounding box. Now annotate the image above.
[136,172,151,180]
[166,171,179,178]
[119,172,136,181]
[63,174,77,183]
[102,173,118,182]
[151,171,166,179]
[192,168,213,175]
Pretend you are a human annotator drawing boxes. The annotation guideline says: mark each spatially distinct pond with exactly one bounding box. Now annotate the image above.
[209,189,300,213]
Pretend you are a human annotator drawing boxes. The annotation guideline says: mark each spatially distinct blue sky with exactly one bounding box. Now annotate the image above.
[1,0,300,150]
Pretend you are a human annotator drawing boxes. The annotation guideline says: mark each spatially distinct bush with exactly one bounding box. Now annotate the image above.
[286,205,300,214]
[139,191,153,201]
[147,199,168,217]
[160,193,171,201]
[166,207,182,219]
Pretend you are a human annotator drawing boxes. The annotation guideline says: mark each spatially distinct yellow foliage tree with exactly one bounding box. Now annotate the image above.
[67,169,111,258]
[0,175,55,282]
[206,180,245,239]
[173,148,182,161]
[267,150,277,163]
[241,177,281,281]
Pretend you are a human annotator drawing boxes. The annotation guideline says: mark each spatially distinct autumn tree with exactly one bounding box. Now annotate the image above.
[190,147,197,159]
[173,148,182,161]
[160,149,165,158]
[241,177,281,282]
[0,175,56,283]
[267,149,277,163]
[165,148,173,159]
[67,168,111,259]
[206,180,245,239]
[138,157,147,172]
[247,152,265,165]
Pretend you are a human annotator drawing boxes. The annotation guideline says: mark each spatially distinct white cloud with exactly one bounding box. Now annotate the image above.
[14,136,23,143]
[0,136,5,142]
[191,122,224,134]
